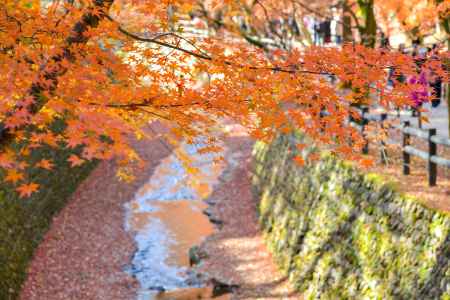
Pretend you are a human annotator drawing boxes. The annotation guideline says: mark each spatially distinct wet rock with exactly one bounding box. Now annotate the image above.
[210,278,240,297]
[204,198,217,206]
[151,277,238,299]
[209,217,224,228]
[189,246,208,266]
[184,270,206,286]
[149,286,166,292]
[202,205,224,228]
[202,208,213,217]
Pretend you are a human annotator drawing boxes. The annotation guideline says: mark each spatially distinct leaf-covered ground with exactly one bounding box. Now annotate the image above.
[20,122,297,299]
[365,133,450,212]
[198,124,298,299]
[20,122,173,300]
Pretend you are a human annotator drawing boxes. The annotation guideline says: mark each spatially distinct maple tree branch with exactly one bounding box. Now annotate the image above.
[114,23,213,60]
[2,9,24,32]
[105,14,329,75]
[83,97,206,110]
[254,0,271,23]
[341,0,363,31]
[83,97,158,109]
[113,22,329,76]
[137,108,172,121]
[0,0,115,144]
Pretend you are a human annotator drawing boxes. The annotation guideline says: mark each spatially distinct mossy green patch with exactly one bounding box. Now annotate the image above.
[0,140,97,299]
[253,134,450,299]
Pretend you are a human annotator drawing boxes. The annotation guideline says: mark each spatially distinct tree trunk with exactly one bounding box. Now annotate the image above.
[342,14,353,43]
[340,0,354,43]
[0,0,115,144]
[357,0,376,48]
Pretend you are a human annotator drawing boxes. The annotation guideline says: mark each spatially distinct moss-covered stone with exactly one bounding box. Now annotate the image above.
[252,134,450,299]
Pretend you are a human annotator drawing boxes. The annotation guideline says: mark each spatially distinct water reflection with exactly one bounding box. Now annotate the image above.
[125,142,225,299]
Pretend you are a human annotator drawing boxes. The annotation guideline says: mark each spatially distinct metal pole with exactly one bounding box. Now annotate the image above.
[362,107,369,154]
[402,121,411,175]
[380,113,388,164]
[428,128,437,186]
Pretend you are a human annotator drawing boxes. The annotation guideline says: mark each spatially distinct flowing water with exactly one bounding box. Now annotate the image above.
[125,141,227,299]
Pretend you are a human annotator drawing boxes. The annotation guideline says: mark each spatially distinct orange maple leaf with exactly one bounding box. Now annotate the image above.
[293,155,305,166]
[36,159,54,170]
[296,143,306,151]
[68,154,84,167]
[360,158,374,168]
[5,169,24,184]
[0,152,14,168]
[16,182,39,198]
[0,0,447,177]
[16,161,29,170]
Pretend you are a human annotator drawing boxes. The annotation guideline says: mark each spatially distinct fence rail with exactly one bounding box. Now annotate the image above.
[349,107,450,187]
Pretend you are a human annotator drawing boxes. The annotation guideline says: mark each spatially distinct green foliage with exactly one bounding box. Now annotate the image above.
[252,134,450,299]
[0,141,97,299]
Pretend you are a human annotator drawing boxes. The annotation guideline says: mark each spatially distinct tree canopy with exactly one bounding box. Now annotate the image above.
[0,0,449,196]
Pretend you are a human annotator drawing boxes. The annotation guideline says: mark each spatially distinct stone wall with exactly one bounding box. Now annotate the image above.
[252,134,450,299]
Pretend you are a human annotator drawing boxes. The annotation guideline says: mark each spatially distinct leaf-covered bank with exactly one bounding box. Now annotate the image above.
[0,144,97,300]
[252,134,450,299]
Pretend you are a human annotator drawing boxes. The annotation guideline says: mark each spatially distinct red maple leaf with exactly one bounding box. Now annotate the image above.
[68,154,84,167]
[16,182,40,198]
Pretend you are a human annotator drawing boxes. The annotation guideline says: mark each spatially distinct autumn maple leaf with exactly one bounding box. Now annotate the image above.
[360,158,374,168]
[36,159,54,170]
[0,0,447,181]
[16,161,29,170]
[68,154,84,167]
[16,183,40,198]
[0,151,14,168]
[5,169,24,184]
[293,155,305,166]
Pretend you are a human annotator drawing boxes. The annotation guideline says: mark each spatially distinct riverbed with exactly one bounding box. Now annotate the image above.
[125,141,228,299]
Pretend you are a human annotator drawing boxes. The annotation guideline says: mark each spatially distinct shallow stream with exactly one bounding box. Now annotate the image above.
[124,142,227,299]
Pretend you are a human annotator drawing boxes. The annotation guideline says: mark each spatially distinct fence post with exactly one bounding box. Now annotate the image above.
[362,107,369,154]
[380,113,388,164]
[428,128,437,186]
[402,121,410,175]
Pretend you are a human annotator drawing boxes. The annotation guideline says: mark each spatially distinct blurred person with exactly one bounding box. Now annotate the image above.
[428,44,443,107]
[409,48,429,126]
